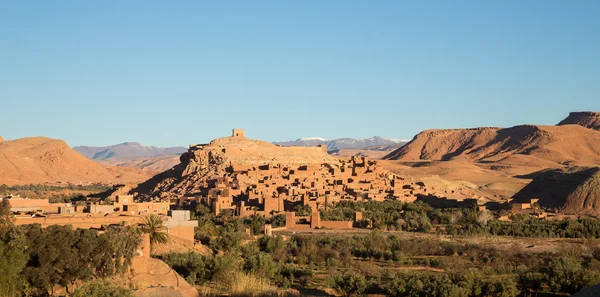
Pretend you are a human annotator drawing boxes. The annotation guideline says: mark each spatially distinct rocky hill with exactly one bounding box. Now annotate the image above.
[513,167,600,215]
[383,124,600,167]
[0,137,150,185]
[134,131,340,197]
[557,111,600,130]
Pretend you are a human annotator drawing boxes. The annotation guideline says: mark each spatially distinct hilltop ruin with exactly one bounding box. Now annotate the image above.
[134,129,431,221]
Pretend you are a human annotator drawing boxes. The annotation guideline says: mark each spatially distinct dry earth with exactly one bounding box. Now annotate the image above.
[0,136,150,185]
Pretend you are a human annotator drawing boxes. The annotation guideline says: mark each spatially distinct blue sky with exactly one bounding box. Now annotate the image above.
[1,1,599,147]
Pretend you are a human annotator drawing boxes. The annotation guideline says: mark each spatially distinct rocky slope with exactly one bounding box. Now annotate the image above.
[383,125,600,167]
[0,137,150,185]
[134,133,339,197]
[108,155,182,174]
[557,111,600,130]
[513,167,600,215]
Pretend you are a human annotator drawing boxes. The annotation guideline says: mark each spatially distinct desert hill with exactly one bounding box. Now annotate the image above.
[134,131,340,196]
[557,111,600,130]
[384,124,600,167]
[0,136,4,143]
[0,137,150,185]
[513,167,600,215]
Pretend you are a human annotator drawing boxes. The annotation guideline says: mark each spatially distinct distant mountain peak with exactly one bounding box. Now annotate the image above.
[73,142,187,161]
[297,137,328,141]
[119,142,143,146]
[274,136,409,151]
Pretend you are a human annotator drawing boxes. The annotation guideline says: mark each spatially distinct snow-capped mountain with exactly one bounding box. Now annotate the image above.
[297,137,328,141]
[274,136,409,151]
[73,142,187,161]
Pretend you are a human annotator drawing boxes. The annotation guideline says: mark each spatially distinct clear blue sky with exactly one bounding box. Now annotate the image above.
[1,1,599,147]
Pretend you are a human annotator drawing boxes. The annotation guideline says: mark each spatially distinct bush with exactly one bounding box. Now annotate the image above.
[330,272,367,297]
[72,279,134,297]
[159,252,214,285]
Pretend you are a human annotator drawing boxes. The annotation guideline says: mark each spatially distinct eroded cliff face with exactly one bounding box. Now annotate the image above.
[557,112,600,130]
[383,124,600,166]
[513,167,600,216]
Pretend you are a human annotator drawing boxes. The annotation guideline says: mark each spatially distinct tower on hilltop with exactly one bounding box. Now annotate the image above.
[232,129,245,138]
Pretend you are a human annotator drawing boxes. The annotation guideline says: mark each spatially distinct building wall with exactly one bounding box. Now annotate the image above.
[125,202,170,215]
[167,226,195,243]
[320,221,353,229]
[90,204,114,214]
[14,215,141,228]
[7,198,50,207]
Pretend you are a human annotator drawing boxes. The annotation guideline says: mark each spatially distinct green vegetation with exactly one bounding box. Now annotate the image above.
[0,183,112,193]
[0,199,141,297]
[321,200,600,239]
[160,227,600,296]
[47,193,87,204]
[0,200,28,297]
[175,200,600,295]
[141,214,169,248]
[72,279,135,297]
[0,183,112,202]
[4,197,600,296]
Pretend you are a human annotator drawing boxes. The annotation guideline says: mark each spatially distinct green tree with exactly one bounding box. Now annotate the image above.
[294,204,312,217]
[330,272,367,297]
[160,252,214,285]
[543,256,600,294]
[213,219,245,252]
[140,214,169,248]
[0,200,28,297]
[250,214,266,236]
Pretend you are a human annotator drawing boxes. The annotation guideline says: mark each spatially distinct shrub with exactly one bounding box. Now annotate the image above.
[72,279,134,297]
[330,272,367,297]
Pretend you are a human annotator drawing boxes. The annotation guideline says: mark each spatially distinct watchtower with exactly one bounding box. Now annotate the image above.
[232,129,245,138]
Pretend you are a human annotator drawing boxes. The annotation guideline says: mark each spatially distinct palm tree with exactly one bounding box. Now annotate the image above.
[140,214,169,248]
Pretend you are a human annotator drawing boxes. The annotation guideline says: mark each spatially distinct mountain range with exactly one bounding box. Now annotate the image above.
[274,136,409,151]
[72,137,410,172]
[73,142,187,161]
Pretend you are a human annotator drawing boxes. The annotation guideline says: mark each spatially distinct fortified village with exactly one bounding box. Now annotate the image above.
[2,129,545,236]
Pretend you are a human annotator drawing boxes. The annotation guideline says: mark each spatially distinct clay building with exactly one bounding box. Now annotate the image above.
[136,130,444,227]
